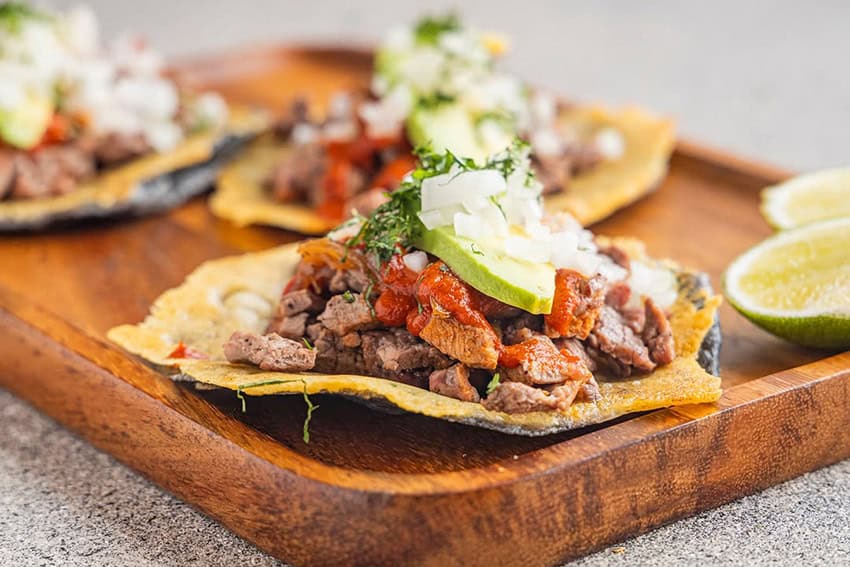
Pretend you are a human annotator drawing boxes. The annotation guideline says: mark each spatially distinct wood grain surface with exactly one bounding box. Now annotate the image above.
[0,46,847,566]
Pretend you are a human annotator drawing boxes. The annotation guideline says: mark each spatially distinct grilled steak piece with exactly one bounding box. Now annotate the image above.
[328,268,372,294]
[310,324,365,375]
[643,297,675,364]
[419,302,500,370]
[544,269,605,340]
[0,149,14,199]
[273,97,310,139]
[587,305,655,374]
[317,293,378,336]
[268,142,327,203]
[223,331,316,372]
[605,281,631,310]
[429,364,480,403]
[576,376,602,402]
[361,328,451,378]
[93,132,152,166]
[482,381,582,413]
[11,144,96,199]
[266,289,325,338]
[267,312,309,339]
[554,337,597,372]
[500,333,592,385]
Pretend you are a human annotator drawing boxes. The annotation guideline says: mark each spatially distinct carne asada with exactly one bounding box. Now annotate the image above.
[110,141,721,435]
[212,14,674,232]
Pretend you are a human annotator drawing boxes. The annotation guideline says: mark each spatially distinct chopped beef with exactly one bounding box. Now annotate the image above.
[268,142,327,203]
[554,337,597,372]
[605,281,631,310]
[419,303,500,370]
[347,187,388,216]
[93,132,152,166]
[311,324,365,375]
[278,289,326,317]
[575,376,602,402]
[531,143,604,195]
[482,381,582,413]
[0,150,14,199]
[342,332,361,348]
[223,331,316,372]
[328,268,371,293]
[267,312,308,339]
[587,305,655,374]
[266,289,325,338]
[643,298,676,365]
[500,313,544,344]
[10,144,96,199]
[428,364,480,403]
[273,98,310,139]
[544,269,606,340]
[361,328,451,379]
[623,306,646,334]
[500,333,592,385]
[599,244,631,269]
[317,293,378,336]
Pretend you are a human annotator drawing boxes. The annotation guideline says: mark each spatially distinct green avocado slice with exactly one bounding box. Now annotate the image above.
[0,91,53,149]
[415,226,555,314]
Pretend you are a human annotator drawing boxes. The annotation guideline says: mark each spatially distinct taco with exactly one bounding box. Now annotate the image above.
[0,4,263,230]
[110,142,721,436]
[212,14,674,233]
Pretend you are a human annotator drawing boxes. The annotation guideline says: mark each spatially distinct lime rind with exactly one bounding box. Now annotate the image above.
[724,216,850,350]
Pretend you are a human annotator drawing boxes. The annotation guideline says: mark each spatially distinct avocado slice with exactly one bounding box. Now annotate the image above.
[407,103,487,160]
[416,226,555,314]
[0,91,53,149]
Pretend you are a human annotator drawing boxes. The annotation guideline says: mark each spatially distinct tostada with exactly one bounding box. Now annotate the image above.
[111,141,720,436]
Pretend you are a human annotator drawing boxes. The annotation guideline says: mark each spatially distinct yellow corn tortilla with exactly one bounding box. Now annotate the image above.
[211,104,675,234]
[0,106,267,230]
[545,105,676,225]
[108,239,722,436]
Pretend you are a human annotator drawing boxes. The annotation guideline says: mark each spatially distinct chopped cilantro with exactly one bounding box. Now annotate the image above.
[486,373,501,395]
[302,337,314,350]
[0,3,48,33]
[345,140,534,265]
[413,13,461,45]
[341,290,356,303]
[470,243,484,256]
[235,379,319,444]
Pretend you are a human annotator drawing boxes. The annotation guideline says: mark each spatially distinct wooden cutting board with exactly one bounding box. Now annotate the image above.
[1,46,848,566]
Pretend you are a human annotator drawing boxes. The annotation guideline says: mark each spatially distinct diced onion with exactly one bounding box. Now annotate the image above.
[420,169,506,212]
[594,127,625,160]
[454,211,484,239]
[505,236,550,264]
[402,251,428,273]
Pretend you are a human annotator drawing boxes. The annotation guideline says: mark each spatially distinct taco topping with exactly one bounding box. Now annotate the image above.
[264,14,624,222]
[0,3,228,201]
[225,142,679,413]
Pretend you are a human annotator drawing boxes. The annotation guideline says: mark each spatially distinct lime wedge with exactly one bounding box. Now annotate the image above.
[761,168,850,230]
[724,217,850,349]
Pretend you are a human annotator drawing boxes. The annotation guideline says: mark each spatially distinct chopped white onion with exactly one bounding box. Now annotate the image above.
[453,212,484,239]
[402,251,429,273]
[628,261,678,309]
[505,236,550,264]
[420,169,506,212]
[291,123,318,145]
[594,127,625,160]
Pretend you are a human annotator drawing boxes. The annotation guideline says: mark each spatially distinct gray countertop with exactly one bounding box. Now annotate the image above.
[4,1,850,564]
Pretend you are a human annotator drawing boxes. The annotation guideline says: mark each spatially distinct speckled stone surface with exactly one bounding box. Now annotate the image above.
[4,1,850,564]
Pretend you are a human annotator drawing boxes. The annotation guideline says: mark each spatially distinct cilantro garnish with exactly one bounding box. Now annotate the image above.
[470,243,484,256]
[341,290,356,303]
[413,13,461,45]
[0,2,48,33]
[236,379,319,444]
[344,139,534,265]
[486,372,501,395]
[302,337,314,350]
